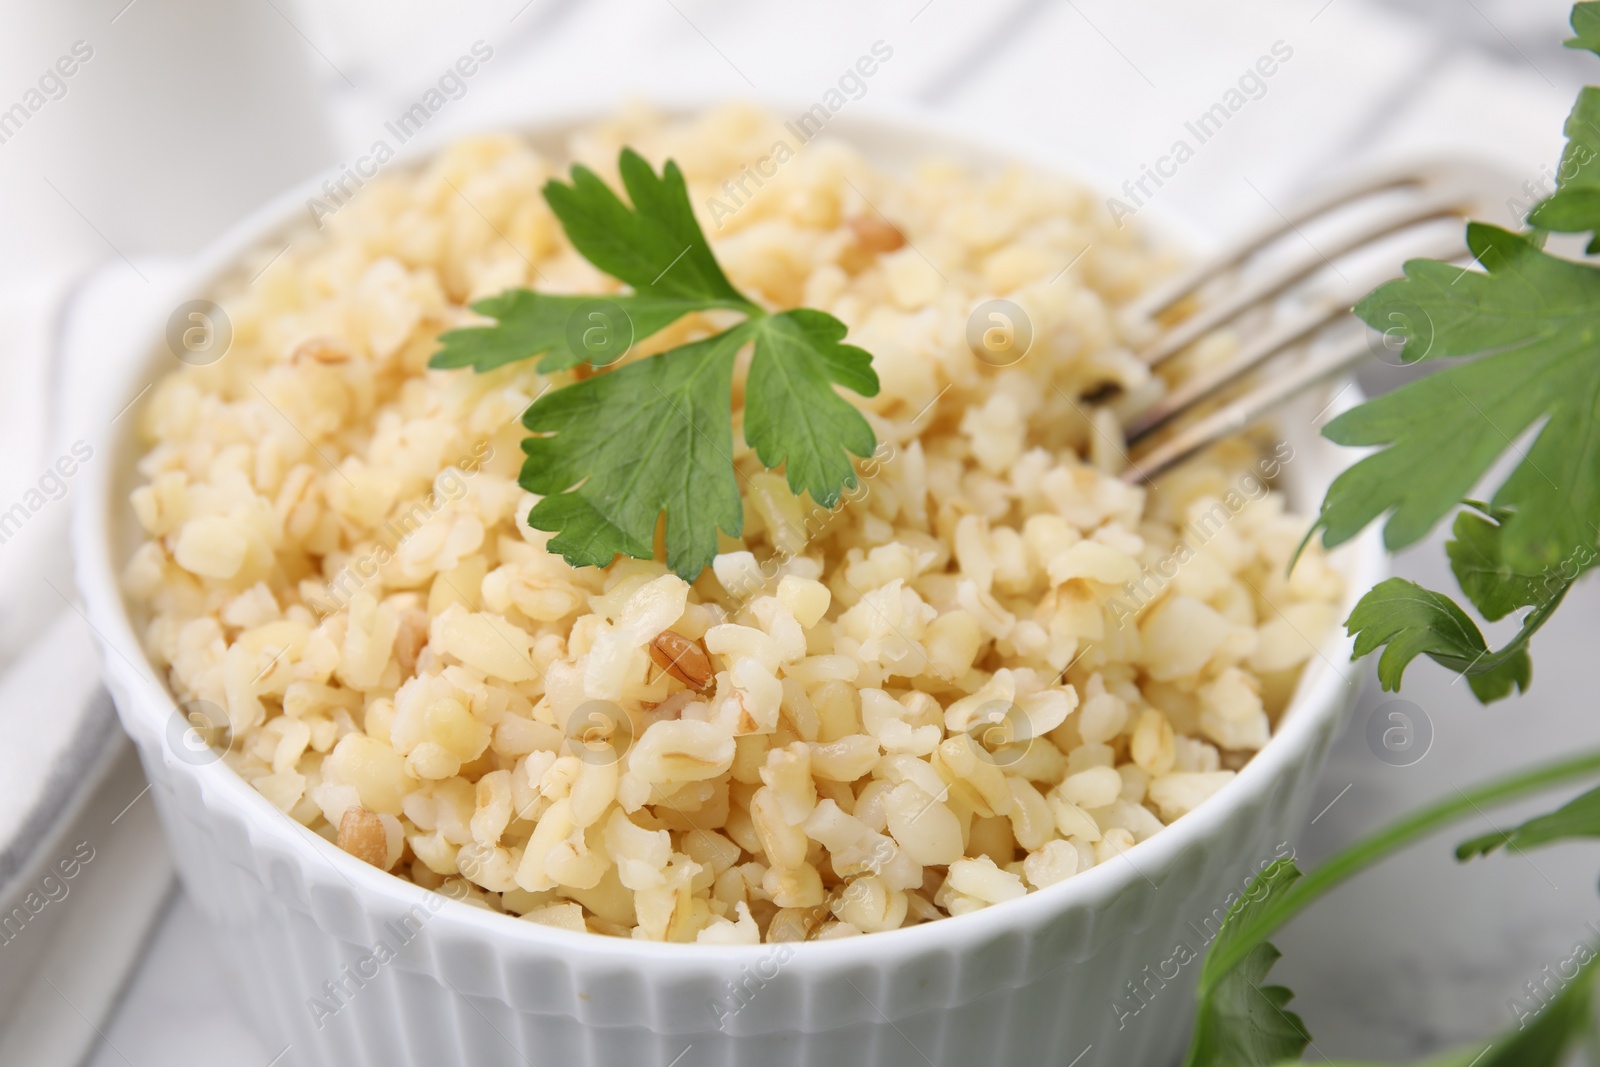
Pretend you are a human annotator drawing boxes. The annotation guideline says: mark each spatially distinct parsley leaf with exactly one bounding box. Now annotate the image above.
[1297,946,1598,1067]
[1343,577,1533,702]
[432,290,709,373]
[543,149,756,310]
[1456,783,1600,859]
[1182,745,1600,1067]
[1461,947,1598,1066]
[1529,3,1600,242]
[1319,148,1600,705]
[520,327,748,579]
[1184,859,1310,1067]
[1341,505,1586,702]
[429,149,881,578]
[745,309,880,508]
[1318,223,1600,575]
[1446,506,1551,621]
[1526,86,1600,242]
[1570,0,1600,54]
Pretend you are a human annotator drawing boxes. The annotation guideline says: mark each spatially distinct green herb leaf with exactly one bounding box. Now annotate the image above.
[1344,577,1531,701]
[1527,5,1600,242]
[745,309,880,508]
[1283,954,1598,1067]
[431,149,881,578]
[432,290,712,374]
[1457,783,1600,859]
[1343,505,1585,704]
[1463,653,1535,703]
[1568,0,1600,54]
[1299,1052,1485,1067]
[1439,947,1599,1067]
[543,149,756,310]
[430,149,754,377]
[1526,87,1600,241]
[1185,747,1600,1067]
[1184,859,1311,1067]
[1446,509,1552,622]
[520,326,750,579]
[1320,223,1600,574]
[1477,947,1599,1065]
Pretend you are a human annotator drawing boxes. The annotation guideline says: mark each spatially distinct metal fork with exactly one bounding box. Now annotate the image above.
[1112,158,1518,482]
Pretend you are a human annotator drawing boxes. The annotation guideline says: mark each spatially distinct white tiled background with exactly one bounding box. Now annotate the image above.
[0,0,1596,1063]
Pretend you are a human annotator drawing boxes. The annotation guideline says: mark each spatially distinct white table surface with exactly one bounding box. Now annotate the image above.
[0,0,1589,1063]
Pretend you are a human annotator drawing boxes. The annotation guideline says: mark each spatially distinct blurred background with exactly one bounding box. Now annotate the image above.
[0,0,1595,1063]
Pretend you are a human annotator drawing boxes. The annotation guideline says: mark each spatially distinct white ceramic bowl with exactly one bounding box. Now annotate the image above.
[73,105,1385,1067]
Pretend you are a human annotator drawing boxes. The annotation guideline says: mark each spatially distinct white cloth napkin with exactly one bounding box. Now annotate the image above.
[0,622,171,1067]
[0,260,184,1067]
[0,613,116,894]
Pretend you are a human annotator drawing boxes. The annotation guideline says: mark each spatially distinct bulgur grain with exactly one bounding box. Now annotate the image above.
[124,105,1342,943]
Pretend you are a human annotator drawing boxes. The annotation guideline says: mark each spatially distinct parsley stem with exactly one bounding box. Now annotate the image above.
[1200,745,1600,993]
[1466,581,1571,675]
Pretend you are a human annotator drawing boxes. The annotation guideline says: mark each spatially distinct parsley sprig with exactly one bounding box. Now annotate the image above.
[1182,8,1600,1062]
[1184,859,1310,1066]
[431,149,880,580]
[1307,4,1600,699]
[1182,748,1600,1067]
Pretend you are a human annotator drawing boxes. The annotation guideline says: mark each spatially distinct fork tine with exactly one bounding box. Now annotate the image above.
[1123,296,1349,442]
[1134,190,1468,367]
[1120,251,1474,481]
[1122,167,1426,323]
[1123,233,1468,443]
[1121,332,1373,482]
[1109,158,1515,483]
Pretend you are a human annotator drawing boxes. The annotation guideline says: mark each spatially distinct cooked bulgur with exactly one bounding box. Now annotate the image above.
[122,104,1343,943]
